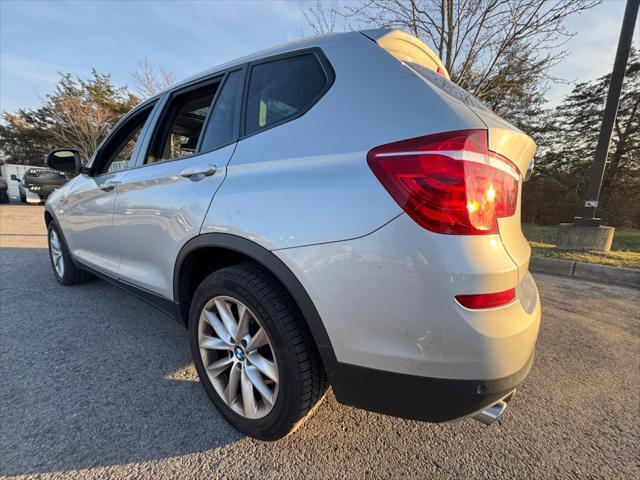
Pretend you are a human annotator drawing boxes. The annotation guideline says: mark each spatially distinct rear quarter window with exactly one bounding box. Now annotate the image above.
[245,54,328,135]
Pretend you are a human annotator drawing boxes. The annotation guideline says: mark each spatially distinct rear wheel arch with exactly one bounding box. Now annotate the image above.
[173,233,338,374]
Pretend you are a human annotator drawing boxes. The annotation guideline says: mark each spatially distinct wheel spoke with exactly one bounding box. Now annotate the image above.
[214,298,238,340]
[206,356,233,378]
[241,367,257,417]
[248,351,278,382]
[199,335,231,351]
[202,310,232,344]
[224,365,241,404]
[246,327,268,351]
[236,304,250,340]
[244,365,274,405]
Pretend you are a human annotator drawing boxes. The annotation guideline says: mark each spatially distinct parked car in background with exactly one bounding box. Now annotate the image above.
[43,29,540,440]
[19,168,68,204]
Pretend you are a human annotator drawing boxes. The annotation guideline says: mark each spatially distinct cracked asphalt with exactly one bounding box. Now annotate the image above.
[1,205,638,479]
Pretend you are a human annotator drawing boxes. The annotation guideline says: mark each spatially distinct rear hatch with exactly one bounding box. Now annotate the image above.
[407,62,535,281]
[469,108,536,281]
[365,29,536,281]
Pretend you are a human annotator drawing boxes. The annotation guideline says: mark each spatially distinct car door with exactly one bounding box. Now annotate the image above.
[113,68,245,298]
[60,102,159,275]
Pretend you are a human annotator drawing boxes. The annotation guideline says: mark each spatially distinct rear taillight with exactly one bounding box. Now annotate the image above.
[455,288,516,309]
[367,129,520,235]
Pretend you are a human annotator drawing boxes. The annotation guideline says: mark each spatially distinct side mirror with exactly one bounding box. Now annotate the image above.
[10,174,19,181]
[46,149,82,175]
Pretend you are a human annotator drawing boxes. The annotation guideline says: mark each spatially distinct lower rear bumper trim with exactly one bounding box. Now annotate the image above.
[329,353,534,422]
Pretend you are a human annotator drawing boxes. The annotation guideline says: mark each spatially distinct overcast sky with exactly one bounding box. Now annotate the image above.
[1,0,638,114]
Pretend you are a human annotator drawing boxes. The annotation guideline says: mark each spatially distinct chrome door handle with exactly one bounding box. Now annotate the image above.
[180,165,217,178]
[99,180,121,192]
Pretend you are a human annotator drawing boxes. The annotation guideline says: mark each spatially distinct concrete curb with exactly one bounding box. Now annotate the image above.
[530,257,640,289]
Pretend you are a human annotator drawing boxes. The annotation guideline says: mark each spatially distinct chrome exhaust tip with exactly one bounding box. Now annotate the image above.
[472,400,508,425]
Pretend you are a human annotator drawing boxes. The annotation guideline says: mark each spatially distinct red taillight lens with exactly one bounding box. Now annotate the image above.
[367,130,519,235]
[455,288,516,309]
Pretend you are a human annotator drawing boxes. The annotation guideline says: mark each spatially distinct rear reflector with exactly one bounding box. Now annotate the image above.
[455,288,516,309]
[367,129,520,235]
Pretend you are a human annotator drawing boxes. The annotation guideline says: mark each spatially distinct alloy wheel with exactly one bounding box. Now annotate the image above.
[198,295,279,419]
[49,229,64,278]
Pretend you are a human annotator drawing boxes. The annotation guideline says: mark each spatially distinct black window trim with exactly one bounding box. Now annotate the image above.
[137,65,247,169]
[86,47,333,176]
[239,47,335,140]
[144,74,225,166]
[195,67,245,153]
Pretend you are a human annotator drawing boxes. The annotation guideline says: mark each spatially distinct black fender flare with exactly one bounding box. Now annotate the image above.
[173,233,339,375]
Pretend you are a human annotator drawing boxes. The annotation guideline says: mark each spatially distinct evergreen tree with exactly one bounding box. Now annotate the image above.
[523,50,639,227]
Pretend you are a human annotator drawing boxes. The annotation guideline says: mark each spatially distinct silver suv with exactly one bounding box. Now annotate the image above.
[45,29,540,440]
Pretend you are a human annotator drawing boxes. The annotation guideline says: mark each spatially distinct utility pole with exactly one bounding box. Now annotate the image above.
[556,0,638,252]
[574,0,639,227]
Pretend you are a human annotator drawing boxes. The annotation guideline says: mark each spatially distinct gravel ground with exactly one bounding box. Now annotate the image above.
[1,207,638,479]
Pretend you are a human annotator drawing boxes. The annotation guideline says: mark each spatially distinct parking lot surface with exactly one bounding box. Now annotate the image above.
[1,205,639,479]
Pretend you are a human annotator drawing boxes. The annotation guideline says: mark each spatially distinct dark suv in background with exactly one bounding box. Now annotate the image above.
[20,168,68,203]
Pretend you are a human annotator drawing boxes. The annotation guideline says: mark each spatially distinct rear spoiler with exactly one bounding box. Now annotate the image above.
[361,28,450,80]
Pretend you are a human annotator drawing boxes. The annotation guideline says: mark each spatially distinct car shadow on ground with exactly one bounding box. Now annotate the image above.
[0,247,244,476]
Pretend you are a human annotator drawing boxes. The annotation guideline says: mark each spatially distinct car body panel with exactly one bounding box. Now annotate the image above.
[113,144,235,297]
[57,171,130,274]
[203,31,486,250]
[275,213,540,380]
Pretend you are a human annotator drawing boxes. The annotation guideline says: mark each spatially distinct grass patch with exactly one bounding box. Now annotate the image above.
[523,224,640,269]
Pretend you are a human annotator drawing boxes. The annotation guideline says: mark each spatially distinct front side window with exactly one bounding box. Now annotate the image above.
[146,84,219,164]
[97,105,154,175]
[245,54,327,135]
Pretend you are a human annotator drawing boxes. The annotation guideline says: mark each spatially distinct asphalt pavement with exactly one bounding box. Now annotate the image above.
[0,206,638,479]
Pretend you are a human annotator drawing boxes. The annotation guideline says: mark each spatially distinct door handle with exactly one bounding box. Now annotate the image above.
[180,165,217,179]
[99,180,121,192]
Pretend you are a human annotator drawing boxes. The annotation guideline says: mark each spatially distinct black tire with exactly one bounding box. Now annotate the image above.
[47,222,94,285]
[189,263,327,440]
[0,190,8,204]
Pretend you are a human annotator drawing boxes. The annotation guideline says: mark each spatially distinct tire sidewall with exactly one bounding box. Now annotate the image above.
[189,267,305,440]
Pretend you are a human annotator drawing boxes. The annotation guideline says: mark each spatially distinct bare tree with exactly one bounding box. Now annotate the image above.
[49,95,117,161]
[43,71,137,163]
[301,0,339,34]
[132,58,176,98]
[304,0,600,119]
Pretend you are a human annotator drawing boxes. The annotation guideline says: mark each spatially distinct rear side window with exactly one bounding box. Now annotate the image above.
[245,54,327,135]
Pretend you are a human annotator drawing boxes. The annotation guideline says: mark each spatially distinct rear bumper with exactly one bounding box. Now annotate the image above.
[276,213,541,381]
[275,212,541,420]
[330,352,533,422]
